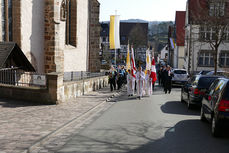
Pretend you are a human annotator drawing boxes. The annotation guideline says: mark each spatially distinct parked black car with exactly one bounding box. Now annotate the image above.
[201,78,229,137]
[181,75,220,109]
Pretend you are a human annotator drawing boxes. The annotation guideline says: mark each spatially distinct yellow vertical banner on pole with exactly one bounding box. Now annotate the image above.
[109,15,115,49]
[109,15,120,50]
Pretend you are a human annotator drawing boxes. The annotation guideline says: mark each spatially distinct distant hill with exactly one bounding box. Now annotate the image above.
[120,19,148,23]
[101,19,148,23]
[101,19,171,25]
[148,21,174,52]
[148,21,163,26]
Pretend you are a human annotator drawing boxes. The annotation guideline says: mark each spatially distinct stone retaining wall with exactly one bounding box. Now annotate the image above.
[63,76,108,101]
[0,73,108,104]
[0,85,52,103]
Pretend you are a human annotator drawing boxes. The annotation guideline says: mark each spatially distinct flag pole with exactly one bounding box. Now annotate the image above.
[115,49,116,66]
[115,10,117,66]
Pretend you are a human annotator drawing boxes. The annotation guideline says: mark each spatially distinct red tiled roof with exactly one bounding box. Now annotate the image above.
[175,11,186,46]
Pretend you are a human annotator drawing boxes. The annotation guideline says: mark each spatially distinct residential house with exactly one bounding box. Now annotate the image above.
[185,0,229,74]
[160,45,168,61]
[0,0,101,73]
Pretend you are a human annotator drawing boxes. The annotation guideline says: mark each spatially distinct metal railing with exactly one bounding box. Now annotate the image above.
[0,68,47,88]
[63,71,107,82]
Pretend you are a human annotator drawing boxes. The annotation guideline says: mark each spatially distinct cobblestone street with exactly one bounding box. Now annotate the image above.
[0,87,120,153]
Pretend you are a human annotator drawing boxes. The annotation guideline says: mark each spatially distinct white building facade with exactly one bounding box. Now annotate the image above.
[184,0,229,74]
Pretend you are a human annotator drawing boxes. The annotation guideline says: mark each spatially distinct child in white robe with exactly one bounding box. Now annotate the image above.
[136,67,145,99]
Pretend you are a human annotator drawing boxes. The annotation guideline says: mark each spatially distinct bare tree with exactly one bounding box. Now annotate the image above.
[189,0,229,74]
[128,23,148,65]
[129,23,147,49]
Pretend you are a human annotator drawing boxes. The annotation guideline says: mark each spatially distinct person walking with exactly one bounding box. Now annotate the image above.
[164,65,173,94]
[121,66,126,85]
[136,66,145,99]
[108,66,117,91]
[117,65,125,90]
[145,70,152,96]
[127,69,135,96]
[127,70,132,96]
[161,65,167,90]
[158,67,163,86]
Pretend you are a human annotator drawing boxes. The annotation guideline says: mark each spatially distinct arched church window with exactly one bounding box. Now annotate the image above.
[1,0,12,41]
[60,0,66,21]
[65,0,77,47]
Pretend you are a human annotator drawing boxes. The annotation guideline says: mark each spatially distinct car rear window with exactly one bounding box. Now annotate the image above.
[174,70,186,74]
[198,77,218,88]
[201,71,210,75]
[223,82,229,100]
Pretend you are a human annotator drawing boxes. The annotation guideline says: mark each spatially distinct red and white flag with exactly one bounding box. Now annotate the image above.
[131,47,136,78]
[150,57,157,83]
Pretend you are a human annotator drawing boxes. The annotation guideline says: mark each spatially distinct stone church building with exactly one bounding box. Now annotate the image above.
[0,0,101,73]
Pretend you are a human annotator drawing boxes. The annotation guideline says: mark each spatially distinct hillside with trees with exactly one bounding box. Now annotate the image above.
[148,21,174,52]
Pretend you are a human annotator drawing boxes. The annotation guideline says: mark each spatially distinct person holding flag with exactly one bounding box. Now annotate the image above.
[145,49,152,95]
[145,70,152,96]
[150,56,157,91]
[127,69,134,96]
[136,66,145,100]
[126,45,135,96]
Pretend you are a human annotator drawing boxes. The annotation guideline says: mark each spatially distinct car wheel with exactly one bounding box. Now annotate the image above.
[187,97,192,109]
[211,116,220,137]
[200,106,207,122]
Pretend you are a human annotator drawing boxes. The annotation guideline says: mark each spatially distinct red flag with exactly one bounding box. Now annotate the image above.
[151,57,157,83]
[131,47,136,78]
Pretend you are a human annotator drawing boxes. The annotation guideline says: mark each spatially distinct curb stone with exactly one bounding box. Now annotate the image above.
[22,89,123,153]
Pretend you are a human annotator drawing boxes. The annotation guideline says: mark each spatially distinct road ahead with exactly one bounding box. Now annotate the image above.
[57,87,229,153]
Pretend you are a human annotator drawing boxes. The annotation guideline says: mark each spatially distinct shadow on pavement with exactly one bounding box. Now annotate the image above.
[58,120,229,153]
[161,101,200,116]
[0,98,51,108]
[128,120,229,153]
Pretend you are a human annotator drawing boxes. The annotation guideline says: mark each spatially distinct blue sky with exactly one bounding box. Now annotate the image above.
[98,0,187,21]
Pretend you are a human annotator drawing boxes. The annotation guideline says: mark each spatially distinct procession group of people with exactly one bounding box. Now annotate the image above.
[157,65,173,94]
[108,65,127,92]
[126,66,155,99]
[108,63,174,100]
[108,65,156,100]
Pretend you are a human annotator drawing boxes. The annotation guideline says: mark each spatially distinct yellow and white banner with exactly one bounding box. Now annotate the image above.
[146,49,151,70]
[109,15,120,49]
[126,44,131,70]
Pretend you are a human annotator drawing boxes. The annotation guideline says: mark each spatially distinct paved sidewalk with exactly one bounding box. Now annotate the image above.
[0,87,120,153]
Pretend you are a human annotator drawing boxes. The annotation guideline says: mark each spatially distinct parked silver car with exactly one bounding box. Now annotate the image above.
[172,69,189,86]
[205,70,225,76]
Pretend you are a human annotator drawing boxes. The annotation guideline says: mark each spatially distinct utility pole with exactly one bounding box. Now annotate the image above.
[188,24,192,75]
[168,26,172,66]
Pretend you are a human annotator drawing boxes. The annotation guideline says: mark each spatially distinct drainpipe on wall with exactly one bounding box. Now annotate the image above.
[188,24,192,75]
